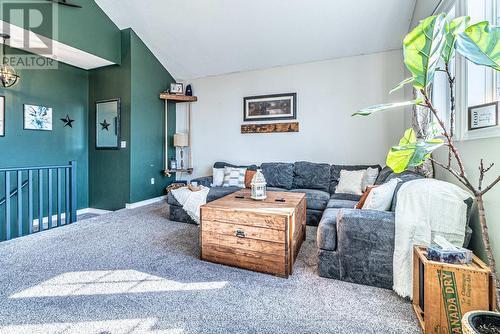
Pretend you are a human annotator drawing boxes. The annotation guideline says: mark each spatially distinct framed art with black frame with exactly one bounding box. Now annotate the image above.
[243,93,297,122]
[468,101,499,131]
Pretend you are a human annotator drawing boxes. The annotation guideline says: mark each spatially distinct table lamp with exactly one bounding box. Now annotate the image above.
[174,133,189,169]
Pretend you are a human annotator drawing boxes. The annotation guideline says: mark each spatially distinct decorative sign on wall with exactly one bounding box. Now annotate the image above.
[23,104,53,131]
[0,96,4,137]
[468,102,498,131]
[243,93,297,122]
[241,122,299,134]
[60,114,74,128]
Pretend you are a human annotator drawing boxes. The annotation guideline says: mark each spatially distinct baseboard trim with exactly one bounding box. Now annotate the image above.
[32,208,112,226]
[126,195,167,209]
[79,208,112,215]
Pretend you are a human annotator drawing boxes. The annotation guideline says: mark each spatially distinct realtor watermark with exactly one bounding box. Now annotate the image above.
[1,0,59,69]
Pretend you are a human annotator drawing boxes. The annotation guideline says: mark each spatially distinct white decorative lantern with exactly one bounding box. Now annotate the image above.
[251,169,267,200]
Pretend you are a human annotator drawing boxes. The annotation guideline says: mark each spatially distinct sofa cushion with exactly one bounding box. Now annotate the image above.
[167,192,181,206]
[267,187,287,192]
[317,208,341,251]
[292,161,331,192]
[167,186,241,206]
[207,186,241,202]
[327,199,358,209]
[261,163,294,190]
[387,171,423,211]
[375,166,394,185]
[290,188,329,211]
[330,193,362,202]
[330,164,381,194]
[213,162,258,171]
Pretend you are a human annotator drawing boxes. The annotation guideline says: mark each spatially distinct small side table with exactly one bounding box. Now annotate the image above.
[412,245,496,333]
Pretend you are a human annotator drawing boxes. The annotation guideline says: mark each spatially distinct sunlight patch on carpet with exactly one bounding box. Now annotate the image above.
[0,317,183,334]
[10,270,228,298]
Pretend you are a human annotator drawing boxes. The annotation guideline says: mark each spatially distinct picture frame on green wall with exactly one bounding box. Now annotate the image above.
[23,104,53,131]
[0,96,4,137]
[96,98,121,150]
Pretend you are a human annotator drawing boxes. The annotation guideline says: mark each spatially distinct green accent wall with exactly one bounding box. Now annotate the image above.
[0,0,121,65]
[0,48,89,210]
[89,29,176,210]
[88,30,132,211]
[129,30,176,203]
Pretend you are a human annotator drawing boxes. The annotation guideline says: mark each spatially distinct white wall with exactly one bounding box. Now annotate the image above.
[177,50,406,178]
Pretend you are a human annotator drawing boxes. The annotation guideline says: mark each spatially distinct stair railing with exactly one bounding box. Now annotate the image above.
[0,161,77,241]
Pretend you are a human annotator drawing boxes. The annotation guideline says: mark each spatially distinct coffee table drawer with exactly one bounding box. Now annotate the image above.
[202,220,285,244]
[202,243,287,277]
[201,207,287,231]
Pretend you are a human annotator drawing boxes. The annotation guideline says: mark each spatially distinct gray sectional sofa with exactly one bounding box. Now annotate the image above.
[166,161,381,226]
[166,161,473,290]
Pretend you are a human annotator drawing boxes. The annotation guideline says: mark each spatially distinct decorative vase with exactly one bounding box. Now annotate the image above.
[462,311,500,334]
[251,169,267,200]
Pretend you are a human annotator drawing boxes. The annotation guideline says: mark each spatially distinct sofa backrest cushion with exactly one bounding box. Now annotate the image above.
[375,166,394,185]
[213,162,258,171]
[293,161,331,192]
[261,162,294,190]
[330,164,381,194]
[387,171,424,211]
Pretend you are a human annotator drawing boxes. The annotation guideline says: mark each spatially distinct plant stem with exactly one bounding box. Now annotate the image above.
[420,89,476,192]
[420,86,500,310]
[477,195,500,311]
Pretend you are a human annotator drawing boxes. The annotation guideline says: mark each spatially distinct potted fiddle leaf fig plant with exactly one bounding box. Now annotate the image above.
[353,14,500,333]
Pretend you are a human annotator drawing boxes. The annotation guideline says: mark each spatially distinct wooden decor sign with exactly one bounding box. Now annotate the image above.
[241,122,299,134]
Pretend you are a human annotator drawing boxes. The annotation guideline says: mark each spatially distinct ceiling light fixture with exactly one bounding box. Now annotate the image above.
[0,34,20,88]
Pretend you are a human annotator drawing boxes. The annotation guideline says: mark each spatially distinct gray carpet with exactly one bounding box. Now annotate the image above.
[0,202,420,334]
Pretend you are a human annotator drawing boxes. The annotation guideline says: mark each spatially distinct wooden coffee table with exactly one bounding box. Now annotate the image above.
[200,189,307,278]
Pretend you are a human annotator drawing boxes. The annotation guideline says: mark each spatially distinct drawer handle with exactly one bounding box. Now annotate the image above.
[235,229,246,238]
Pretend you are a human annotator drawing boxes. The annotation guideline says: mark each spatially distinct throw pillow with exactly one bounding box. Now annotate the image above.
[335,170,366,195]
[223,167,246,188]
[362,178,401,211]
[362,167,380,191]
[245,170,256,188]
[212,168,225,187]
[356,186,377,209]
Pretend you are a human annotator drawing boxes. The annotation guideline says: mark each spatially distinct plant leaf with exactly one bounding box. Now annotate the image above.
[353,99,423,116]
[403,14,447,89]
[398,128,417,146]
[455,21,500,70]
[389,77,415,94]
[386,131,445,172]
[442,16,470,63]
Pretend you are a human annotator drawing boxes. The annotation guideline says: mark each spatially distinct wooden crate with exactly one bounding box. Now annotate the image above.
[413,246,496,334]
[200,189,307,278]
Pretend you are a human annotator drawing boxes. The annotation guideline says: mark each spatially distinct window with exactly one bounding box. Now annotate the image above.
[455,0,500,140]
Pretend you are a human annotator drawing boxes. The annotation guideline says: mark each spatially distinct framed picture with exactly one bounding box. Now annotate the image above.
[243,93,297,122]
[96,99,121,150]
[0,96,4,137]
[468,102,498,131]
[170,83,184,95]
[23,104,53,131]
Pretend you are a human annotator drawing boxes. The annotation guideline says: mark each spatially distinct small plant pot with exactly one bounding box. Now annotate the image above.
[463,311,500,334]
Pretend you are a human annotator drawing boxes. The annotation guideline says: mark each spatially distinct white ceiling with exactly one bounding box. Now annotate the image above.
[95,0,416,80]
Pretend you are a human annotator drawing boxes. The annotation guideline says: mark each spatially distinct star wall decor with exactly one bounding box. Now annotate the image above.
[100,119,111,131]
[60,114,75,128]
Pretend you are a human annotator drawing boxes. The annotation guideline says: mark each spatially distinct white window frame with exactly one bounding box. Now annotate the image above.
[455,0,500,141]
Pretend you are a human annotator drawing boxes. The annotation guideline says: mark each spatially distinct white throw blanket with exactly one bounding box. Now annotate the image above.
[171,186,210,224]
[393,179,471,298]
